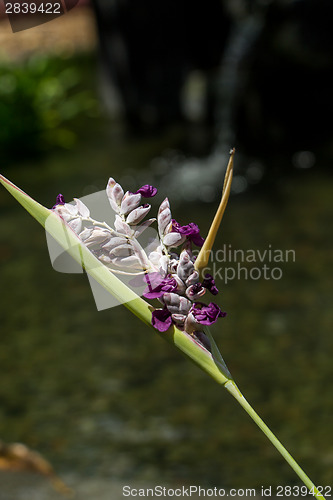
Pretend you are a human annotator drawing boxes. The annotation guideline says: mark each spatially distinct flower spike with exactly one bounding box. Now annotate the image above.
[195,148,235,272]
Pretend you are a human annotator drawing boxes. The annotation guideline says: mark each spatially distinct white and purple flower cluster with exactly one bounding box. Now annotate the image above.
[52,178,226,351]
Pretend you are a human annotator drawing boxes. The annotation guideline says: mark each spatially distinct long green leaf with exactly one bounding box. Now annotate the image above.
[0,175,231,385]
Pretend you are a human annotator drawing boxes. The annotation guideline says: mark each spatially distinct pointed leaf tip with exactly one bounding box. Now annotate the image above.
[195,150,235,271]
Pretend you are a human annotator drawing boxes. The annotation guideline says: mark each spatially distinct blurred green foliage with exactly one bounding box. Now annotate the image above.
[0,54,99,164]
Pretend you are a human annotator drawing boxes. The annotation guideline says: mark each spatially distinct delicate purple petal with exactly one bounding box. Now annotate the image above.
[152,308,173,332]
[202,273,219,295]
[143,273,178,299]
[190,302,226,326]
[143,272,165,290]
[188,283,204,296]
[135,185,158,198]
[52,194,65,209]
[172,220,205,247]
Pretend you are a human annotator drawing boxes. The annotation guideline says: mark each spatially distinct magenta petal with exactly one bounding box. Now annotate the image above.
[142,273,177,299]
[129,273,171,298]
[152,308,173,332]
[145,272,165,287]
[171,220,204,247]
[191,302,226,326]
[135,185,158,198]
[202,273,219,295]
[142,272,164,297]
[52,194,66,209]
[190,232,205,247]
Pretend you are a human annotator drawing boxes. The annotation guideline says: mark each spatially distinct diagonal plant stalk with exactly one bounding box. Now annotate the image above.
[224,380,325,499]
[0,171,326,500]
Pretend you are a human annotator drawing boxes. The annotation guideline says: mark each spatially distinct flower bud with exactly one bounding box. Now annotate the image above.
[126,204,151,225]
[111,255,142,269]
[110,243,135,258]
[102,235,128,251]
[114,215,133,236]
[184,312,200,334]
[178,296,193,315]
[168,258,179,274]
[164,221,174,235]
[158,255,169,276]
[98,254,112,265]
[73,198,90,218]
[120,192,141,215]
[79,227,94,241]
[157,198,171,236]
[170,274,186,294]
[54,203,78,222]
[185,270,200,286]
[84,228,111,248]
[185,284,206,301]
[171,313,187,328]
[163,232,185,248]
[163,293,192,315]
[147,250,163,266]
[107,178,124,212]
[177,249,194,281]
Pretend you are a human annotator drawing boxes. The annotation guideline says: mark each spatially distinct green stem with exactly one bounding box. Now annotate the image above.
[224,380,325,500]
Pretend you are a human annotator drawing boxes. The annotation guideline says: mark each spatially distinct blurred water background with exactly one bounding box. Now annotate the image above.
[0,1,332,498]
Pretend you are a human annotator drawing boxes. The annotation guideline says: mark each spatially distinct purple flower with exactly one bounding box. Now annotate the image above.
[172,220,205,247]
[152,307,173,332]
[52,194,66,209]
[190,302,226,326]
[143,273,178,299]
[186,282,206,300]
[202,273,219,295]
[135,185,158,198]
[187,283,203,296]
